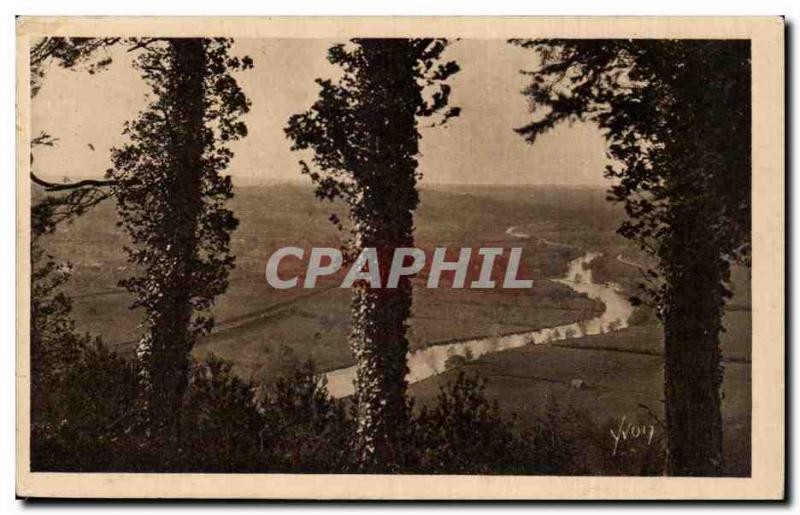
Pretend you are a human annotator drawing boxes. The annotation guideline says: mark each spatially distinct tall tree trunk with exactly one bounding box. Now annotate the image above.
[350,41,420,469]
[285,38,459,470]
[140,38,206,444]
[663,210,726,475]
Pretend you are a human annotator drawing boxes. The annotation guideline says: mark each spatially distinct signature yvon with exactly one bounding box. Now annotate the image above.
[610,415,656,457]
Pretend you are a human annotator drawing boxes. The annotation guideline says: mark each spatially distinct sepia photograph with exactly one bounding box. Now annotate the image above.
[15,16,784,500]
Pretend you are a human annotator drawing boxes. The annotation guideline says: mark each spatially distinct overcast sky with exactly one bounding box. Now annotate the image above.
[31,38,611,187]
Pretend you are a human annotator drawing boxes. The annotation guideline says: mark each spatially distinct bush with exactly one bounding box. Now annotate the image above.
[410,372,576,474]
[259,361,353,472]
[444,354,467,370]
[31,344,580,475]
[32,351,352,472]
[31,339,141,471]
[177,354,268,472]
[528,393,580,474]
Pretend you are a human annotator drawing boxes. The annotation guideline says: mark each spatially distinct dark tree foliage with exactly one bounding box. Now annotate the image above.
[29,38,129,467]
[512,39,751,475]
[29,241,89,448]
[107,38,251,444]
[178,355,268,471]
[30,38,252,446]
[30,341,140,472]
[34,343,580,474]
[259,361,354,471]
[412,372,575,475]
[179,358,353,472]
[285,39,460,469]
[29,39,135,412]
[30,37,120,97]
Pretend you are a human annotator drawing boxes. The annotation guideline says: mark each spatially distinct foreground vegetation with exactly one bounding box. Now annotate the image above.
[32,340,582,474]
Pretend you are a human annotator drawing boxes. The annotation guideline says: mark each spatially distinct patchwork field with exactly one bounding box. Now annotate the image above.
[40,183,616,376]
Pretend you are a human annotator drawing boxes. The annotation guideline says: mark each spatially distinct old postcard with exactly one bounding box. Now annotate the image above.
[16,16,784,499]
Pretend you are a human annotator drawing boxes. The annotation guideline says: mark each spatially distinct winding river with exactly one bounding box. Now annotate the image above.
[324,231,635,399]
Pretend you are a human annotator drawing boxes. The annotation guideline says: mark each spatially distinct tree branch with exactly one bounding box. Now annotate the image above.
[30,172,117,192]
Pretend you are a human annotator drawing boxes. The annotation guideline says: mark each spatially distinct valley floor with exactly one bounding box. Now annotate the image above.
[410,312,751,476]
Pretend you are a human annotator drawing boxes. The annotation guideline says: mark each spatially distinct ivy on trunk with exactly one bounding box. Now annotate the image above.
[109,38,251,445]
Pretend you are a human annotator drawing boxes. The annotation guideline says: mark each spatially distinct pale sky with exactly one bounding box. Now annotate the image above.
[31,39,611,187]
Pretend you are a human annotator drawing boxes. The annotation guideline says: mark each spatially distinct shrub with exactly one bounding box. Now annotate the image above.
[444,354,468,370]
[259,361,353,472]
[31,344,582,475]
[30,339,141,471]
[411,372,576,474]
[528,393,580,474]
[177,354,268,472]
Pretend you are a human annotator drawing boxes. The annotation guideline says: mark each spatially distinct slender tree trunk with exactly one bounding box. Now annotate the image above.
[663,210,725,476]
[140,38,206,444]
